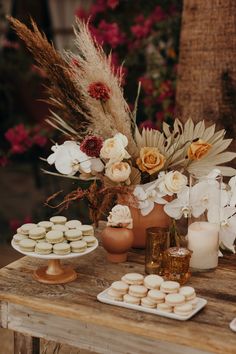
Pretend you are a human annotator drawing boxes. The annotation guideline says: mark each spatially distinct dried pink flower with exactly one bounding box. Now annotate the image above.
[80,135,103,157]
[88,82,111,101]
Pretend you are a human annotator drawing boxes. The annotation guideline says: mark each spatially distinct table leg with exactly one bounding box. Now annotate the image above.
[14,332,40,354]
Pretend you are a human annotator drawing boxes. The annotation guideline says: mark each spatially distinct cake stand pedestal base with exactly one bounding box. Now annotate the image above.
[33,259,77,284]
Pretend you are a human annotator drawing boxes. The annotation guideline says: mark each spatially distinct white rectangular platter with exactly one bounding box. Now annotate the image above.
[97,289,207,321]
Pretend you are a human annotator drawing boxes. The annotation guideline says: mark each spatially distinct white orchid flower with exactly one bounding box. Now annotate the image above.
[90,158,104,173]
[47,141,104,175]
[220,184,231,208]
[219,206,236,253]
[164,187,190,219]
[133,186,147,201]
[189,180,221,222]
[206,168,221,179]
[133,181,167,216]
[228,176,236,206]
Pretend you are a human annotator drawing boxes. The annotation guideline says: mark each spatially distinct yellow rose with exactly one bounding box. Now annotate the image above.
[105,161,131,183]
[188,139,212,160]
[136,147,166,175]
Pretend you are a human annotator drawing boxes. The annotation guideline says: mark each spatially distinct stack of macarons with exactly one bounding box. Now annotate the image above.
[12,217,97,256]
[106,273,198,316]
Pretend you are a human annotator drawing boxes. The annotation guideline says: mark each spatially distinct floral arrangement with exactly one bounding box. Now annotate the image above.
[9,17,236,253]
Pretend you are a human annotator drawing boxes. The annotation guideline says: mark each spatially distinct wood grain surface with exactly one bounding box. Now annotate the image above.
[0,230,235,354]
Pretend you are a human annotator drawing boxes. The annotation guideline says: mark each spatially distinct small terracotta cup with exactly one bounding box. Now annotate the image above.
[101,226,134,263]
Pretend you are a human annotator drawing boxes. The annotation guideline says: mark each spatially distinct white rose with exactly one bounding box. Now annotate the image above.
[159,171,187,196]
[107,204,133,229]
[100,133,130,162]
[105,162,131,183]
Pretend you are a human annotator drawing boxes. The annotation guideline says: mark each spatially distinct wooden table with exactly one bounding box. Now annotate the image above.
[0,245,235,354]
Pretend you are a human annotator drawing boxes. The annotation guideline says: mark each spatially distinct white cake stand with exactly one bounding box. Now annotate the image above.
[11,240,98,285]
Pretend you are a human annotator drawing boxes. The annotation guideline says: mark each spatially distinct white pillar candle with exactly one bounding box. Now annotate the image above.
[187,221,219,270]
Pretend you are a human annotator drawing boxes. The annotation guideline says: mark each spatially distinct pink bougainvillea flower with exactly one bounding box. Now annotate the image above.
[2,39,20,49]
[110,52,119,68]
[5,124,28,144]
[107,0,119,9]
[90,0,107,16]
[157,80,174,103]
[88,82,111,101]
[90,25,104,45]
[100,20,125,48]
[139,76,154,95]
[76,1,107,20]
[32,134,47,147]
[91,20,125,48]
[131,18,152,39]
[150,6,166,23]
[134,15,145,24]
[11,144,27,154]
[75,7,90,21]
[80,136,103,158]
[5,124,32,154]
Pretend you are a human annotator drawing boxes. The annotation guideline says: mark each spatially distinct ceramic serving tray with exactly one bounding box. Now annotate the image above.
[11,239,98,260]
[97,288,207,321]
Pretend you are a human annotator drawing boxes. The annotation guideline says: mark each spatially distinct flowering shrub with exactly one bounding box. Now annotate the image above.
[75,0,182,129]
[0,9,50,165]
[6,124,47,151]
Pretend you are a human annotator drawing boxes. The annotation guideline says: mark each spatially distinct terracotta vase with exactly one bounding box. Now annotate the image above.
[130,203,171,249]
[101,226,134,263]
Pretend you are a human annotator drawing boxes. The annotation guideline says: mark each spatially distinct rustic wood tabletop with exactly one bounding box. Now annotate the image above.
[0,241,235,354]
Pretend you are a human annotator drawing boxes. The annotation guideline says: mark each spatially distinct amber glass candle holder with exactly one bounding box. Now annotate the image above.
[145,227,169,275]
[164,247,192,285]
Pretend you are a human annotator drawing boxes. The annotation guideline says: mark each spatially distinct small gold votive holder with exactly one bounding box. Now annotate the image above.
[164,247,192,285]
[145,227,169,275]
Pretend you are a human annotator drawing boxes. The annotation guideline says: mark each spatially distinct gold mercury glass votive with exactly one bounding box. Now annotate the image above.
[145,227,169,275]
[164,247,192,285]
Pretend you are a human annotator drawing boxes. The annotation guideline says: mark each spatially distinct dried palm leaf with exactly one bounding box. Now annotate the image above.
[136,118,236,176]
[129,167,141,185]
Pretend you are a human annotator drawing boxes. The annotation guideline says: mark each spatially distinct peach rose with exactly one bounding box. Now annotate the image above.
[105,161,131,183]
[188,139,212,160]
[136,147,166,175]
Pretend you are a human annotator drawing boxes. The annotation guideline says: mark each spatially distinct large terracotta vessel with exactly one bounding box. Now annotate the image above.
[130,203,170,248]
